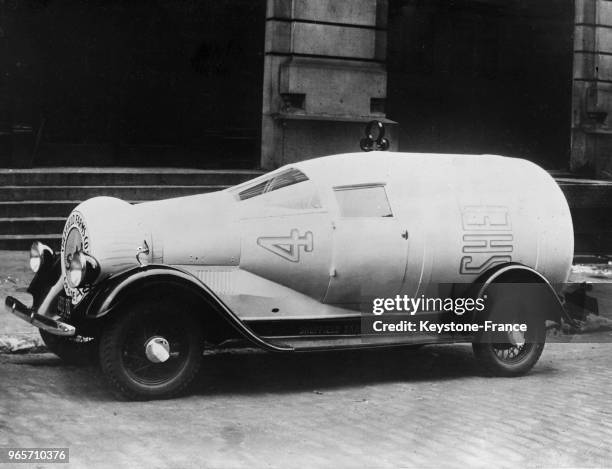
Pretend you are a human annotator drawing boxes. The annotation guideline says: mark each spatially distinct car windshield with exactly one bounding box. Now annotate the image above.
[238,168,309,201]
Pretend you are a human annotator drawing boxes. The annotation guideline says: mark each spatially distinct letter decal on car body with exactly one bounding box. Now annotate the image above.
[257,229,313,262]
[460,206,513,275]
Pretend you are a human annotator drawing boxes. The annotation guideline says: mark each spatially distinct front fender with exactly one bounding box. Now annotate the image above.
[84,265,291,352]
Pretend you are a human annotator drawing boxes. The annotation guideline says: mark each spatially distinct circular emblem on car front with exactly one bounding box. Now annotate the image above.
[61,211,90,303]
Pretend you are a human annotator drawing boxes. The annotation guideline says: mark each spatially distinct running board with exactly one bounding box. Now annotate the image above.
[263,334,465,351]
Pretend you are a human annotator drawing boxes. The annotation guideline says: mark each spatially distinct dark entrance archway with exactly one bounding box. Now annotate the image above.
[0,0,266,168]
[386,0,574,170]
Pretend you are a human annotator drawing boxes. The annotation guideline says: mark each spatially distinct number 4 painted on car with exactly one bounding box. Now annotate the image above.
[257,229,313,262]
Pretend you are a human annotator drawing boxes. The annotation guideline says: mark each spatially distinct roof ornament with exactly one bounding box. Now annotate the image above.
[360,120,390,152]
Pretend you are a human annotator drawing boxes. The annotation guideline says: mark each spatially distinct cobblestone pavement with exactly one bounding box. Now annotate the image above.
[1,251,612,467]
[1,339,611,469]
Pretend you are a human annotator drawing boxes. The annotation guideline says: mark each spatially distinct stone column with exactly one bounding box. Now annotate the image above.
[573,0,612,178]
[261,0,395,169]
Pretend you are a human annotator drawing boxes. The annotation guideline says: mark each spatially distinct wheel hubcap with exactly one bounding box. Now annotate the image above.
[508,329,525,347]
[121,312,191,386]
[492,329,530,363]
[144,337,170,363]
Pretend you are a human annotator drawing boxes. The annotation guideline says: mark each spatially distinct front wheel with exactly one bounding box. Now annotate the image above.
[99,300,204,400]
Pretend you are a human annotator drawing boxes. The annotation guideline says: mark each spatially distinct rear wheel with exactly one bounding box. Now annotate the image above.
[472,283,547,376]
[99,300,204,400]
[39,329,98,366]
[473,334,545,376]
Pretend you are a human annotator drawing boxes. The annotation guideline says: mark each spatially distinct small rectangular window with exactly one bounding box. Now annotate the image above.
[334,185,393,218]
[238,168,308,201]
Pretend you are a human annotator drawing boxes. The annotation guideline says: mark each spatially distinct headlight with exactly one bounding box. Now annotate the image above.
[29,242,54,273]
[66,251,99,288]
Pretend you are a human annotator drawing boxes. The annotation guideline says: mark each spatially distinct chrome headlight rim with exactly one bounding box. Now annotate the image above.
[66,251,100,289]
[29,241,54,273]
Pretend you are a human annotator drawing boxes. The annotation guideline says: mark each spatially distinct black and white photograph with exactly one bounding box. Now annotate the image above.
[1,0,612,468]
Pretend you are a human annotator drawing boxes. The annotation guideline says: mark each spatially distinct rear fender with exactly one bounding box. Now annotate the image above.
[468,263,570,325]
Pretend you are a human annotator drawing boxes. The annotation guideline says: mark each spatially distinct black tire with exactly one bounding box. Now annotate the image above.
[473,340,545,377]
[472,283,547,377]
[39,329,98,366]
[99,300,204,400]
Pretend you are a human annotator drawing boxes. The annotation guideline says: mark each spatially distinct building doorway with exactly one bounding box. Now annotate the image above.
[0,0,266,168]
[386,0,574,170]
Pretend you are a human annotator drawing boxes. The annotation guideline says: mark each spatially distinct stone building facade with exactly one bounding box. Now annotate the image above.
[0,0,610,179]
[573,0,612,178]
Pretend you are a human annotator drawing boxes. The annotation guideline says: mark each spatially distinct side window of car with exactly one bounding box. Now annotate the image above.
[334,184,393,217]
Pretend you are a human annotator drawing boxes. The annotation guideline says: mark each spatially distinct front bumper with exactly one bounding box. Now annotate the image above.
[5,296,76,337]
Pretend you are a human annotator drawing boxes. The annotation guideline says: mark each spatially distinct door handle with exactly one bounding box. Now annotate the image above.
[401,230,409,240]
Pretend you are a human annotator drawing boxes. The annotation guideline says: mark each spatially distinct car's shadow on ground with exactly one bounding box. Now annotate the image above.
[4,344,558,401]
[192,344,495,395]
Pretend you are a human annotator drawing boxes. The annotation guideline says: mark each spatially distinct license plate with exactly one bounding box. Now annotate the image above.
[57,296,72,318]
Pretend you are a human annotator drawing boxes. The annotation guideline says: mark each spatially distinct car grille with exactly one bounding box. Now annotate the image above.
[56,294,72,319]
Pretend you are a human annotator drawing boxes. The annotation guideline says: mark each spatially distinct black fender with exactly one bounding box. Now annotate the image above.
[468,262,573,325]
[83,265,292,352]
